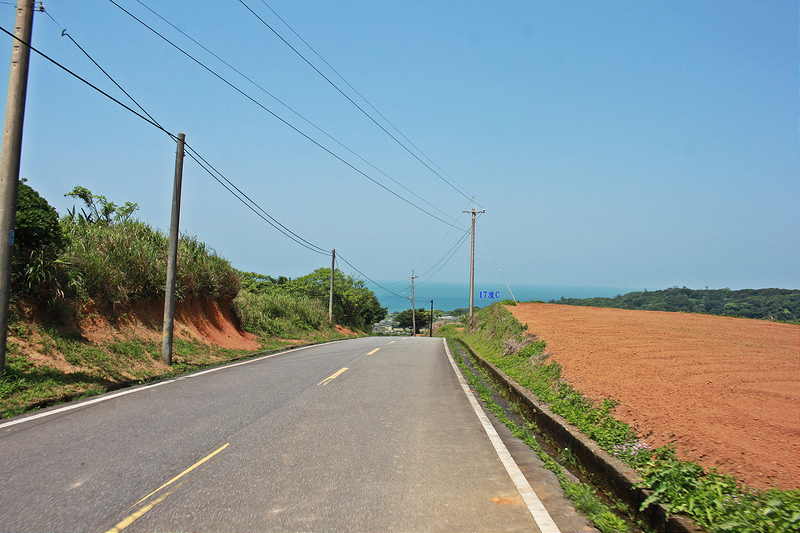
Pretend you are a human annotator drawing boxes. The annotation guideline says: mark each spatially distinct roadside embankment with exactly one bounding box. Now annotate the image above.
[2,298,355,419]
[444,303,800,533]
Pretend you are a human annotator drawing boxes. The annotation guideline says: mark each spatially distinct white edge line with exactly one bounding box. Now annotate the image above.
[441,338,562,533]
[0,341,338,431]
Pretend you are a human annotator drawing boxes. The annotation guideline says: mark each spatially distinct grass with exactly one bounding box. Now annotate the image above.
[0,350,116,419]
[457,304,641,458]
[26,217,241,309]
[446,337,630,533]
[0,317,353,420]
[5,192,361,418]
[231,290,335,338]
[444,303,800,533]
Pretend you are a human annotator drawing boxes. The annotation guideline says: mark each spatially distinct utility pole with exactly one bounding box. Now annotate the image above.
[429,300,433,337]
[410,270,417,336]
[328,249,335,321]
[161,133,185,365]
[463,199,485,331]
[0,0,34,374]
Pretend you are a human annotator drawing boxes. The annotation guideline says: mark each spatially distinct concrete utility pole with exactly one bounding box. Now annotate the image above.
[0,0,34,374]
[161,133,185,365]
[463,199,485,331]
[429,300,433,337]
[410,270,417,336]
[328,249,335,321]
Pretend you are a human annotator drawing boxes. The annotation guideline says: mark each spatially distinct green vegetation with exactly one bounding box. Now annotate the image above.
[12,179,66,299]
[232,290,333,338]
[237,268,385,333]
[552,287,800,323]
[12,184,239,309]
[639,447,800,533]
[393,307,443,334]
[2,184,361,418]
[455,304,642,460]
[443,303,800,533]
[446,337,628,533]
[0,321,261,419]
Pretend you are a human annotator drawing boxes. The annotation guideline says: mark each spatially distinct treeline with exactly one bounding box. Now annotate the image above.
[550,287,800,323]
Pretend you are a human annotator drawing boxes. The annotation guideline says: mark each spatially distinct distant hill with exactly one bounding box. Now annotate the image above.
[549,287,800,323]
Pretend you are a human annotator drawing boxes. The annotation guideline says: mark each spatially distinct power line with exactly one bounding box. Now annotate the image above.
[182,144,330,256]
[107,0,465,231]
[336,253,410,302]
[42,10,164,131]
[131,0,459,225]
[410,199,474,276]
[3,22,328,256]
[255,0,477,205]
[237,0,478,205]
[0,25,166,133]
[417,230,470,284]
[10,12,471,302]
[39,13,328,255]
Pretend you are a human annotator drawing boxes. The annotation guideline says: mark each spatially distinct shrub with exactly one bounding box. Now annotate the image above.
[12,180,65,298]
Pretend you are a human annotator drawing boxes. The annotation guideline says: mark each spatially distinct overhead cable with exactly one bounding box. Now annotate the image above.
[131,0,459,225]
[183,144,330,255]
[418,230,470,284]
[336,253,410,302]
[237,0,478,205]
[107,0,466,231]
[7,21,328,256]
[255,0,477,205]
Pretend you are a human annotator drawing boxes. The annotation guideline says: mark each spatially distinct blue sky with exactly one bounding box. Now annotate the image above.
[3,1,798,298]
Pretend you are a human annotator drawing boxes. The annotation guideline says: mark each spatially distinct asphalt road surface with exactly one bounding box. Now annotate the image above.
[0,337,596,532]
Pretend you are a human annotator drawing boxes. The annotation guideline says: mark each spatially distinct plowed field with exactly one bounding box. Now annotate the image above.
[507,303,799,490]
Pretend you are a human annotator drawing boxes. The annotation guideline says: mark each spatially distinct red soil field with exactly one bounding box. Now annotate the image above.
[507,303,799,491]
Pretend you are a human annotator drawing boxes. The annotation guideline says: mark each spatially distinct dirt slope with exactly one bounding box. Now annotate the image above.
[76,299,262,351]
[507,302,799,491]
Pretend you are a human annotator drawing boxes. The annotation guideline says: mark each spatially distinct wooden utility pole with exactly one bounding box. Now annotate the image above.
[161,133,185,365]
[328,249,335,321]
[0,0,34,374]
[464,199,485,331]
[410,270,417,336]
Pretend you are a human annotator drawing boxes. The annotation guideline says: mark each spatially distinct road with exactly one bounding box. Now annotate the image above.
[0,337,595,532]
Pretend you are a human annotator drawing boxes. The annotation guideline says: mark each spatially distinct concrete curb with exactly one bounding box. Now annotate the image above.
[457,340,706,533]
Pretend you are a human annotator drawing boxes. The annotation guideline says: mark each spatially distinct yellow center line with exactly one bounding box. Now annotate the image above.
[132,443,230,507]
[105,489,175,533]
[107,443,231,532]
[367,348,380,355]
[318,367,348,386]
[388,340,396,345]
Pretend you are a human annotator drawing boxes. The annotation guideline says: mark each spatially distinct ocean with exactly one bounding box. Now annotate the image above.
[368,281,639,313]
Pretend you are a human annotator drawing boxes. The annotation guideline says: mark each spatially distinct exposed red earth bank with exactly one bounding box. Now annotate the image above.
[507,302,799,491]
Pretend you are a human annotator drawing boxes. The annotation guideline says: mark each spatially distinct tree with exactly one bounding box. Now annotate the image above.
[394,308,431,334]
[65,185,138,225]
[289,268,386,331]
[237,271,290,294]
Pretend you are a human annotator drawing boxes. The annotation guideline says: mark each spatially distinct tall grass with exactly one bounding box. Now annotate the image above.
[232,290,333,338]
[56,218,240,307]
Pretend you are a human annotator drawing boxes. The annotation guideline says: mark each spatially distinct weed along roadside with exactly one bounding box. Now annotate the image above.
[438,303,800,533]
